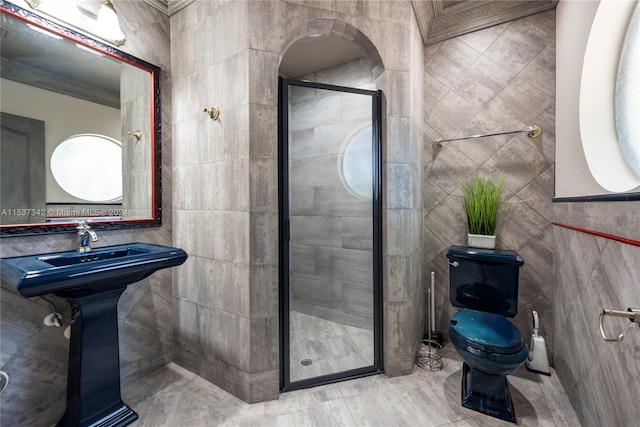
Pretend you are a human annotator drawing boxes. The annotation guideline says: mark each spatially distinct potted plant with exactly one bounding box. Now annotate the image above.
[461,171,505,249]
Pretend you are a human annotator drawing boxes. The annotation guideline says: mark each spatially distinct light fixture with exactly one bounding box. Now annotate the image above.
[97,0,125,46]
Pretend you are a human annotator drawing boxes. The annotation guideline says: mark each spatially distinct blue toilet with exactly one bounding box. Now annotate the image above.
[446,246,528,424]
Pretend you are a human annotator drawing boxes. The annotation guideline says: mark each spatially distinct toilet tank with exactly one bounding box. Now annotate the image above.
[446,246,524,317]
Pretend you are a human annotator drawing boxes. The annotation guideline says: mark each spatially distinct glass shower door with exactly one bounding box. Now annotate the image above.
[279,78,382,390]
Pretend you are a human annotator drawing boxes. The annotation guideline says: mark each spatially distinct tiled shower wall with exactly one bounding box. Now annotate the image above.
[288,58,376,330]
[0,1,172,425]
[170,0,281,404]
[422,10,556,350]
[171,0,425,402]
[554,201,640,427]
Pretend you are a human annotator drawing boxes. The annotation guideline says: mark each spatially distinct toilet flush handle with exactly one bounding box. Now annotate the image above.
[448,261,459,267]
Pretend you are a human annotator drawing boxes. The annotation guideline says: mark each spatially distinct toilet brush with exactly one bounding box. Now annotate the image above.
[525,310,551,376]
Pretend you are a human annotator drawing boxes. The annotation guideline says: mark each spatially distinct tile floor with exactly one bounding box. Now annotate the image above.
[289,311,374,382]
[123,345,581,426]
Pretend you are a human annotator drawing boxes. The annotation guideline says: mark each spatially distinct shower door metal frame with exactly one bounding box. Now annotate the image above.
[278,77,384,392]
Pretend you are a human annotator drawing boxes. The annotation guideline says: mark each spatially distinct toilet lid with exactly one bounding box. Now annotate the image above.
[449,309,524,354]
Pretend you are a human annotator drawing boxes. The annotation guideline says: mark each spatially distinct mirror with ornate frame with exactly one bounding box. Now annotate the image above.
[0,0,161,236]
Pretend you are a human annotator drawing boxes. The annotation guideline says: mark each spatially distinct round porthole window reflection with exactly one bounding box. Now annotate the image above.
[50,134,122,202]
[340,125,372,200]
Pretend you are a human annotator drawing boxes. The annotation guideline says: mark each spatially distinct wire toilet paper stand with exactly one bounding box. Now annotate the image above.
[417,272,443,371]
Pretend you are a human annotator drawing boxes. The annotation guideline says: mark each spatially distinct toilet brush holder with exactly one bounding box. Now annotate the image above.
[525,311,551,376]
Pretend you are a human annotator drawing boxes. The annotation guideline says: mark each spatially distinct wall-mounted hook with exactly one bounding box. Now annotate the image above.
[128,130,143,141]
[203,106,220,121]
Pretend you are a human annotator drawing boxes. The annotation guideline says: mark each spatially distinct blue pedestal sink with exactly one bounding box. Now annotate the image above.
[0,243,188,427]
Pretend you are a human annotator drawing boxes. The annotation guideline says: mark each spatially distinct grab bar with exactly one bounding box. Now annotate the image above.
[599,308,640,342]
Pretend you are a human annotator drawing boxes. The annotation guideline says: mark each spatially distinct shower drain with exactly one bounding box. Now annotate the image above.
[299,358,314,367]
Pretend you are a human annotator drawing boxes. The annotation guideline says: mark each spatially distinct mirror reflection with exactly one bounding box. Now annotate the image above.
[0,4,160,234]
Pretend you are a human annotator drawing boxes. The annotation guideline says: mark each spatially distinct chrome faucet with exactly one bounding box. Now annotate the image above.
[76,221,99,253]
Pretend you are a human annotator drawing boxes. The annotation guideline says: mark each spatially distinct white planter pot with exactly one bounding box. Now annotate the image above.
[468,233,496,249]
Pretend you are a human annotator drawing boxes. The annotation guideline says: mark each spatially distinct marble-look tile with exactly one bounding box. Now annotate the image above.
[385,69,411,117]
[380,0,411,25]
[449,112,514,166]
[291,216,341,248]
[484,137,551,195]
[424,38,481,89]
[452,54,515,108]
[316,57,375,88]
[486,91,545,139]
[313,186,371,217]
[423,72,450,113]
[380,20,410,71]
[499,204,550,251]
[249,158,277,211]
[249,103,277,159]
[516,164,555,222]
[291,156,342,187]
[342,280,374,318]
[335,0,381,20]
[248,0,286,54]
[457,22,509,53]
[424,89,480,139]
[0,288,52,366]
[290,128,315,160]
[249,264,279,319]
[289,311,373,382]
[422,171,449,214]
[249,49,279,106]
[502,14,555,56]
[291,272,342,309]
[554,201,640,243]
[424,194,467,248]
[520,40,555,97]
[290,243,316,275]
[315,118,368,157]
[387,163,415,209]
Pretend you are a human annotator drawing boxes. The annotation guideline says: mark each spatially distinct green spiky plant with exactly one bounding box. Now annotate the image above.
[461,171,505,236]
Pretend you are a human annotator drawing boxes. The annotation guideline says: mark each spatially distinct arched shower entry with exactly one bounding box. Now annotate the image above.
[278,19,386,391]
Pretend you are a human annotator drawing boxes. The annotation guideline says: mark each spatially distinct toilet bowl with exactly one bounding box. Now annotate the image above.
[446,246,528,424]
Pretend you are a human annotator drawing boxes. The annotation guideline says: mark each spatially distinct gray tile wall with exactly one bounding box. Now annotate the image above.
[0,1,173,425]
[172,0,425,402]
[422,11,556,355]
[553,201,640,427]
[171,0,283,404]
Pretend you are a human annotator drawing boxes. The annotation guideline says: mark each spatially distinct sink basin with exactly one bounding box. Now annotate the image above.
[0,242,187,427]
[0,242,187,297]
